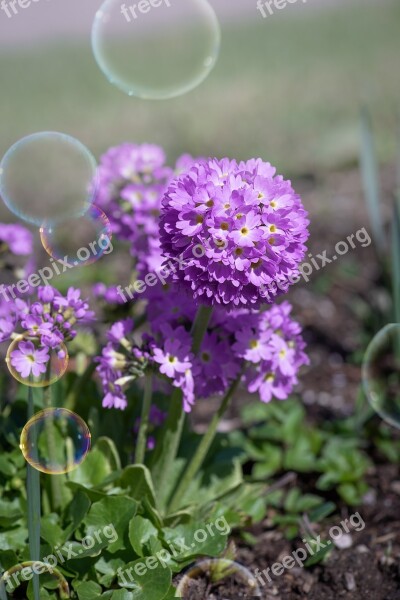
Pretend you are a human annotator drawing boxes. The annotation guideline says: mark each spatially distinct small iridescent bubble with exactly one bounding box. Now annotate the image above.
[362,323,400,429]
[91,0,221,100]
[6,334,69,388]
[40,205,113,267]
[20,408,91,474]
[177,559,262,597]
[0,132,98,226]
[0,562,69,596]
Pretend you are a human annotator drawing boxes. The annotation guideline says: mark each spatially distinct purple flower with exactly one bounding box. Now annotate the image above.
[93,143,203,276]
[0,224,33,255]
[0,298,18,343]
[230,301,309,403]
[17,286,94,354]
[160,158,309,308]
[152,325,193,379]
[10,340,49,379]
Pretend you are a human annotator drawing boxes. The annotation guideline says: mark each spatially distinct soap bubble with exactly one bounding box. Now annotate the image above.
[40,205,113,267]
[92,0,220,99]
[20,408,91,474]
[362,323,400,429]
[0,132,98,226]
[6,334,69,387]
[0,561,70,596]
[176,559,262,597]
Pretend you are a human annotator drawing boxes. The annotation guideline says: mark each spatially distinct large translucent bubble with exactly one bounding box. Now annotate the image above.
[92,0,221,99]
[0,132,98,226]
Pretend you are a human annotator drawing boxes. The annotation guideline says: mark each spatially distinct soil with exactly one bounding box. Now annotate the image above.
[180,573,259,599]
[187,165,400,599]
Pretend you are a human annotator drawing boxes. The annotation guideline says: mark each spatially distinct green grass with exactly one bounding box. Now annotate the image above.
[0,1,399,174]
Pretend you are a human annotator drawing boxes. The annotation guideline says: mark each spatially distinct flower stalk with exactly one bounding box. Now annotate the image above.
[134,373,153,464]
[151,304,213,505]
[168,373,242,514]
[26,385,41,600]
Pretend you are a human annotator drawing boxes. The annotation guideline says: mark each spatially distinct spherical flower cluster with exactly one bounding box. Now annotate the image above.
[160,158,309,308]
[93,143,202,276]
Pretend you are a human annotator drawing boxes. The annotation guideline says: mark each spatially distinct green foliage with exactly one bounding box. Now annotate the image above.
[229,397,376,539]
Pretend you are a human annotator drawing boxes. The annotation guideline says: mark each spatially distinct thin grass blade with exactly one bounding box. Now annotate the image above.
[360,107,386,255]
[27,386,41,600]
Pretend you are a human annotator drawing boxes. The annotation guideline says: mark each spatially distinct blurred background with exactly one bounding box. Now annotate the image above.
[0,0,399,174]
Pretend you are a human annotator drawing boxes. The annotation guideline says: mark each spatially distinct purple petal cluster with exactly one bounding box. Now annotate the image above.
[0,223,33,256]
[229,301,309,403]
[96,289,308,412]
[8,286,94,379]
[160,158,309,308]
[93,143,202,275]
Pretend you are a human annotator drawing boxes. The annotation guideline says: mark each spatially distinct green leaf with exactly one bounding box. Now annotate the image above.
[163,521,229,564]
[40,514,64,548]
[117,559,172,600]
[111,591,134,600]
[75,581,103,600]
[129,517,159,557]
[304,539,332,567]
[96,437,122,471]
[308,502,336,523]
[0,456,16,476]
[0,525,27,551]
[63,490,91,541]
[68,444,117,488]
[252,444,282,478]
[84,496,138,553]
[119,466,156,508]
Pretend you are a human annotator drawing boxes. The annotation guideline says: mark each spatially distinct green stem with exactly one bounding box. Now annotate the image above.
[134,374,153,464]
[168,374,241,514]
[64,361,96,411]
[26,386,41,600]
[151,305,213,502]
[43,380,62,510]
[150,386,184,505]
[191,305,213,354]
